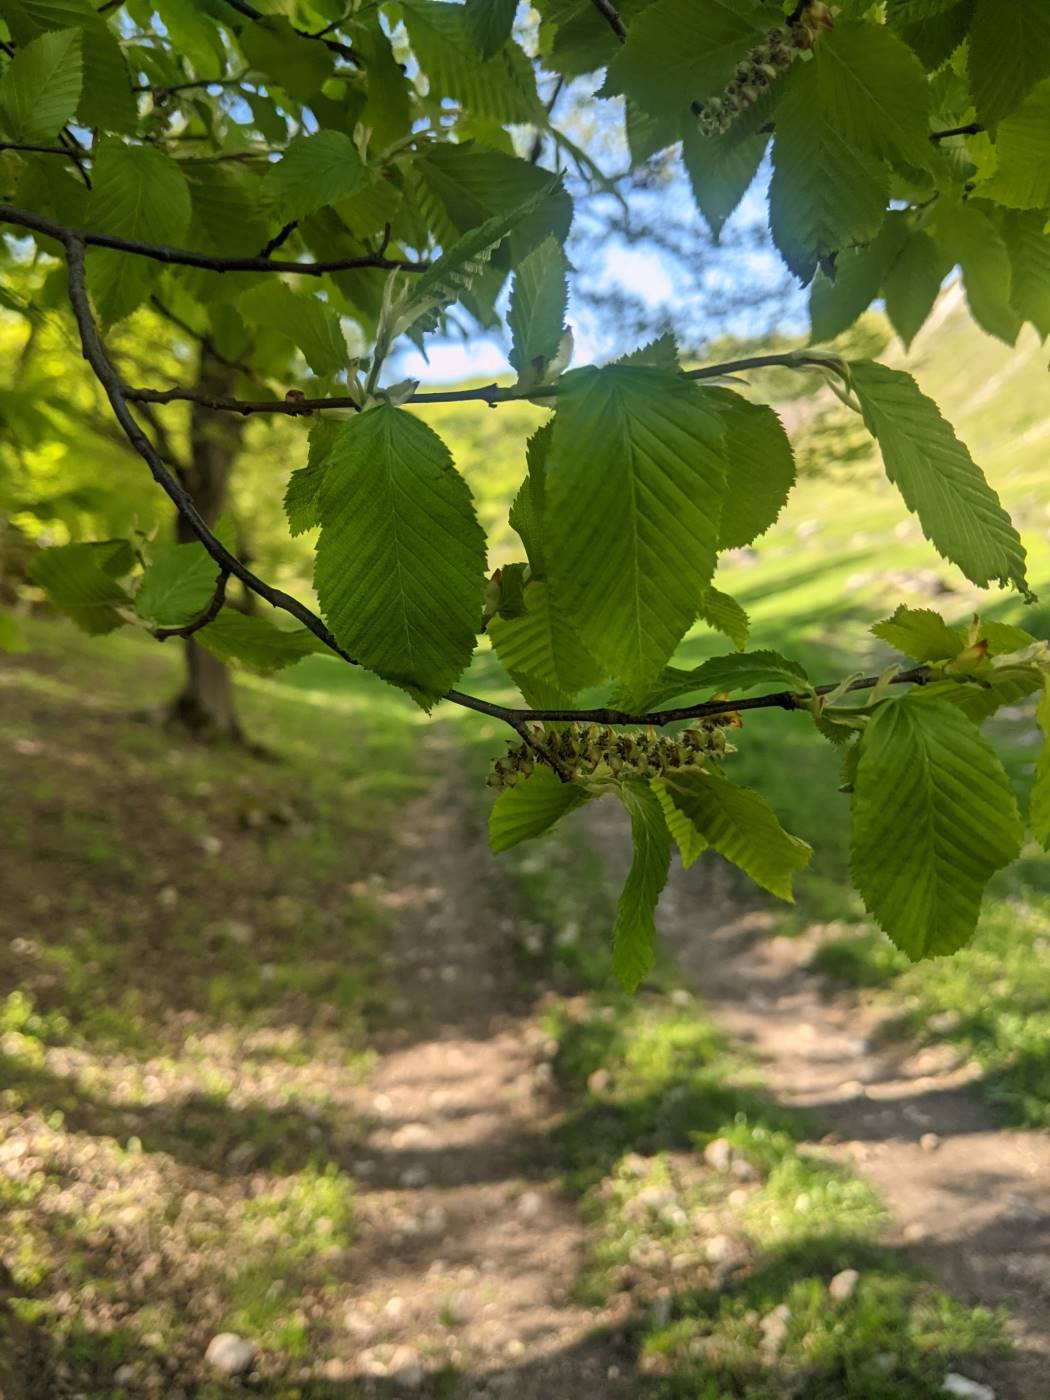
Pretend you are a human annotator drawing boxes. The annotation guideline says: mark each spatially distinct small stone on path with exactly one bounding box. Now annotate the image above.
[204,1333,255,1378]
[828,1268,860,1302]
[943,1374,995,1400]
[703,1137,733,1171]
[920,1132,942,1152]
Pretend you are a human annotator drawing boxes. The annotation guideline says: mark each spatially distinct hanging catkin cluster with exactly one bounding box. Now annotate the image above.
[692,4,834,139]
[487,717,740,790]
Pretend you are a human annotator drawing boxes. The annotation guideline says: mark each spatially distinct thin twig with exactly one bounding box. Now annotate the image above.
[153,571,229,638]
[217,0,361,65]
[134,74,248,97]
[124,351,847,417]
[259,221,298,258]
[0,204,427,276]
[590,0,626,43]
[42,215,925,747]
[929,122,983,143]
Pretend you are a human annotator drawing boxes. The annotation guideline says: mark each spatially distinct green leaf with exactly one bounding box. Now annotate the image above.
[849,360,1029,597]
[662,768,812,900]
[135,541,220,627]
[313,406,487,704]
[239,283,348,376]
[969,0,1050,124]
[620,649,810,711]
[1031,681,1050,850]
[394,181,558,338]
[8,0,134,132]
[809,215,908,344]
[602,0,766,120]
[802,20,933,172]
[284,420,339,537]
[914,665,1045,723]
[0,27,81,143]
[508,237,569,380]
[697,585,749,652]
[770,84,889,282]
[871,604,964,662]
[978,78,1050,210]
[29,542,131,635]
[186,166,272,258]
[508,425,549,575]
[0,611,27,653]
[260,130,368,224]
[682,125,768,242]
[196,611,327,674]
[978,619,1038,655]
[612,779,671,992]
[239,15,333,101]
[544,365,726,694]
[850,696,1023,957]
[465,0,518,60]
[488,580,603,708]
[85,140,191,326]
[702,387,796,550]
[932,201,1021,345]
[651,775,707,869]
[488,766,590,854]
[403,0,541,123]
[1001,210,1050,339]
[882,229,949,350]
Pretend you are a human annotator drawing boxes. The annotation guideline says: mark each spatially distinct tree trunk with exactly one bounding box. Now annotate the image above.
[167,351,246,741]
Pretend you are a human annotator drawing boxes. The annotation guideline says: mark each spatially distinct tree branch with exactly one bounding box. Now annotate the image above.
[0,204,427,276]
[217,0,361,65]
[930,123,983,143]
[590,0,627,43]
[42,219,915,758]
[125,351,848,417]
[152,570,229,639]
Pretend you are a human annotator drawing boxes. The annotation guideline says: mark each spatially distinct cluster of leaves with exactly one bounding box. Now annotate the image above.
[1,0,1049,988]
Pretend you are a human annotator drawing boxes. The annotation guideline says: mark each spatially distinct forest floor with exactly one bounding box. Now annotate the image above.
[0,623,1047,1398]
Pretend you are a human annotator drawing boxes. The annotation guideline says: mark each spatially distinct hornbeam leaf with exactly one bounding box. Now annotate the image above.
[488,766,590,854]
[7,0,134,132]
[932,201,1021,345]
[85,140,191,326]
[0,27,81,143]
[1032,681,1050,850]
[612,779,671,992]
[850,696,1023,957]
[135,541,219,627]
[394,182,557,338]
[508,237,569,380]
[914,665,1045,724]
[978,78,1050,210]
[849,361,1030,597]
[882,229,949,350]
[314,406,487,705]
[696,585,749,652]
[702,387,796,551]
[284,420,341,537]
[616,649,810,712]
[682,126,768,243]
[651,776,707,869]
[662,769,812,900]
[602,0,767,120]
[488,580,603,708]
[871,604,964,662]
[403,0,541,122]
[544,364,727,694]
[1001,210,1050,340]
[196,612,328,674]
[770,86,888,282]
[968,0,1050,124]
[260,130,368,223]
[239,282,348,376]
[29,542,131,635]
[809,214,909,344]
[464,0,518,61]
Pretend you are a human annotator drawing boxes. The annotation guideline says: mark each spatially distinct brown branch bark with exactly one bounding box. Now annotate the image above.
[0,204,427,276]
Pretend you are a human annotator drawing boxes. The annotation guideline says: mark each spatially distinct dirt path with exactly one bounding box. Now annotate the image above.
[336,737,630,1397]
[658,861,1050,1400]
